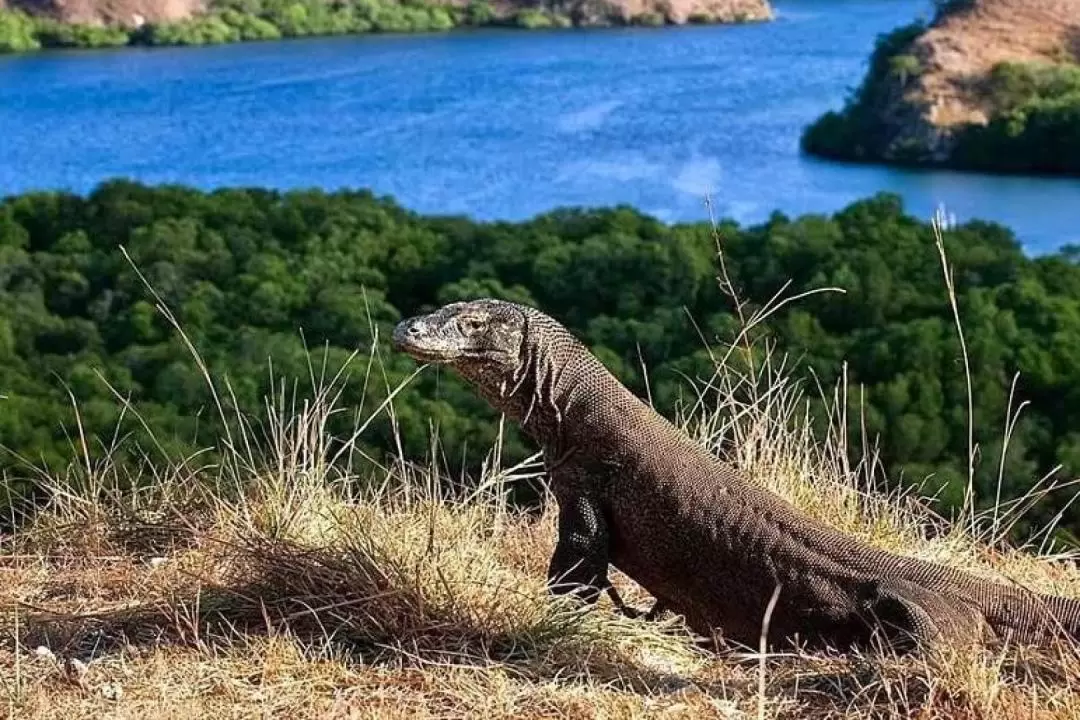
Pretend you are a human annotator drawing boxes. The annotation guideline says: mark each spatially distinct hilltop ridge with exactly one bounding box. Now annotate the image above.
[913,0,1080,131]
[1,0,202,25]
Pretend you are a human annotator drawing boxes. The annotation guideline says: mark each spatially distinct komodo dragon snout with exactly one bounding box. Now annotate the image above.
[394,298,1080,654]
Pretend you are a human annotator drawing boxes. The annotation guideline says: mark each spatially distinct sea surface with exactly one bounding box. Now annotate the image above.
[1,0,1078,252]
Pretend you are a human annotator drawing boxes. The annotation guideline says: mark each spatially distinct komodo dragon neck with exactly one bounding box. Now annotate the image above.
[453,307,648,452]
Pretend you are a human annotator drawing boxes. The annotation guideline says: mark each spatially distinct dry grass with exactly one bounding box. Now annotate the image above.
[3,226,1080,719]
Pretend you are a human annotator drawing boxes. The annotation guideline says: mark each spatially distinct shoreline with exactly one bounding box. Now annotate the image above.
[0,1,772,55]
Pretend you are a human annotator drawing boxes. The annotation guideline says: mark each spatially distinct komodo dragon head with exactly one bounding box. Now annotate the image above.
[392,298,527,370]
[392,299,533,404]
[392,298,595,431]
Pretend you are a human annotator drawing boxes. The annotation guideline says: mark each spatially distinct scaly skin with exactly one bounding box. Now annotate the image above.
[392,299,1080,652]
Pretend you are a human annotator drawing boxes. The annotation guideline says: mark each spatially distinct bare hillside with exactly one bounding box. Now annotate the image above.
[1,0,203,24]
[802,0,1080,172]
[914,0,1080,128]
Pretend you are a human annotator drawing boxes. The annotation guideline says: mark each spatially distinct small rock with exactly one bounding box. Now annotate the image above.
[101,682,124,701]
[34,646,54,659]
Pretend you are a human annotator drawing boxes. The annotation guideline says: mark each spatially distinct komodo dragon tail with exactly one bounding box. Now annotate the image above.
[974,583,1080,646]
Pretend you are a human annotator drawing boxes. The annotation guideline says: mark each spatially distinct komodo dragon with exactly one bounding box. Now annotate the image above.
[392,298,1080,652]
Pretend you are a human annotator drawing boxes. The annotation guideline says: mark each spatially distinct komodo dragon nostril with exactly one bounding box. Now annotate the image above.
[391,319,422,348]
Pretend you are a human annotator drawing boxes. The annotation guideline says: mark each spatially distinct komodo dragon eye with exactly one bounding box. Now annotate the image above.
[457,315,486,334]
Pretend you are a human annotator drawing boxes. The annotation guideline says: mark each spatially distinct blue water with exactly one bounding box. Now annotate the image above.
[1,0,1079,252]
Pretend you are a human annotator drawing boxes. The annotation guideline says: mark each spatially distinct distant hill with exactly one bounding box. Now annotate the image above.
[802,0,1080,175]
[0,0,771,53]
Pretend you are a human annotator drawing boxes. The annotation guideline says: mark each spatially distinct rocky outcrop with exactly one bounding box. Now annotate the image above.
[803,0,1080,169]
[915,0,1080,127]
[895,0,1080,161]
[2,0,203,25]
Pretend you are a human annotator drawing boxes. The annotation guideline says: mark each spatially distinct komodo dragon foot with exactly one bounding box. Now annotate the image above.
[605,586,668,621]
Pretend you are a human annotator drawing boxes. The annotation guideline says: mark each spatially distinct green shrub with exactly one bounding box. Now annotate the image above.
[512,9,554,28]
[34,20,129,48]
[631,11,665,26]
[371,5,413,32]
[427,7,455,31]
[274,3,314,35]
[219,8,283,40]
[983,61,1080,113]
[143,15,241,45]
[463,0,496,25]
[0,10,42,52]
[950,62,1080,174]
[888,54,921,86]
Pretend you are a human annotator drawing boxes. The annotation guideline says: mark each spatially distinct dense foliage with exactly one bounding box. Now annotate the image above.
[802,21,1080,175]
[2,181,1080,542]
[950,62,1080,173]
[0,0,701,54]
[0,2,485,52]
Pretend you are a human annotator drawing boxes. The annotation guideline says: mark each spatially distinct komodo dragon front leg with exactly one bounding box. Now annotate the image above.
[547,490,665,619]
[546,490,614,603]
[546,460,665,619]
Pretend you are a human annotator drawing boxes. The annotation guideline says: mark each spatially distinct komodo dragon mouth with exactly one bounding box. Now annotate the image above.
[390,317,462,362]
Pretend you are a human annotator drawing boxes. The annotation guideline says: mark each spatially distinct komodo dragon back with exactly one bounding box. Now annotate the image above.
[392,298,1080,652]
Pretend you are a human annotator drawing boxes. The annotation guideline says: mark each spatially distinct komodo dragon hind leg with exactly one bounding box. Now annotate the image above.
[867,580,989,653]
[547,492,613,605]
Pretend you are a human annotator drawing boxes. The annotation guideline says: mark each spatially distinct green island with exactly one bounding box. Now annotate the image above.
[0,0,766,54]
[802,17,1080,175]
[3,181,1080,543]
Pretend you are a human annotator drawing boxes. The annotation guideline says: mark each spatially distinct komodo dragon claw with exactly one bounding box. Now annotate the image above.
[605,586,667,621]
